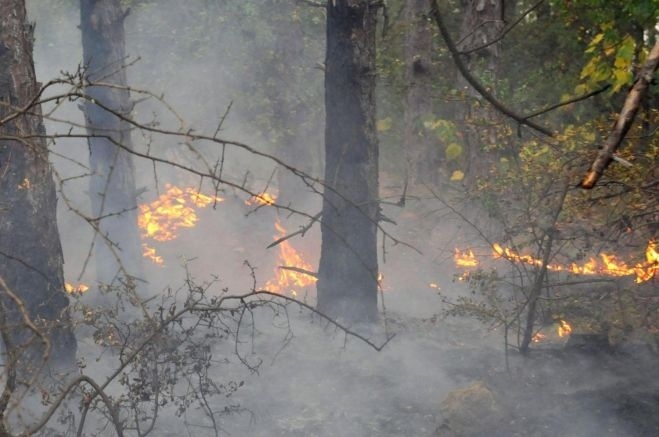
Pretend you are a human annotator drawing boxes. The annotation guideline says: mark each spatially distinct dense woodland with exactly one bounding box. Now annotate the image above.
[0,0,657,435]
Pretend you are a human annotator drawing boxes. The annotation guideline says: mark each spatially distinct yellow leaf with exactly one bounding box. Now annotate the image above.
[574,84,588,95]
[580,57,598,80]
[376,117,392,132]
[450,170,464,181]
[590,33,604,46]
[612,70,632,92]
[614,56,629,69]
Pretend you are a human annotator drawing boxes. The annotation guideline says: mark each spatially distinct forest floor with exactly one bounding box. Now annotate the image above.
[211,306,659,437]
[60,195,659,437]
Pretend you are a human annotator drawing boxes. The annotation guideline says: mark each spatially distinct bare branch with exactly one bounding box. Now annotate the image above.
[428,0,553,136]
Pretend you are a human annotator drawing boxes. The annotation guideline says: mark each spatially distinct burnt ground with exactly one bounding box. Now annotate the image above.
[445,340,659,436]
[185,302,659,437]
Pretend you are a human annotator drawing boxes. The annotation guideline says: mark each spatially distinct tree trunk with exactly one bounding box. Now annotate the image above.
[264,1,314,207]
[0,0,76,367]
[457,0,504,184]
[316,0,380,323]
[404,0,439,185]
[80,0,143,288]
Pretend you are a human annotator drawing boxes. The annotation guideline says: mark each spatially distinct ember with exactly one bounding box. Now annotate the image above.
[65,282,89,294]
[532,332,546,343]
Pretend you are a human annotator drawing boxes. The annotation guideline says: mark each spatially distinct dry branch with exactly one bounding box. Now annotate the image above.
[580,40,659,189]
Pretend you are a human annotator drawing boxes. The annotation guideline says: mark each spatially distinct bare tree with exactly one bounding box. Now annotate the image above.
[456,0,504,183]
[403,0,439,185]
[80,0,144,288]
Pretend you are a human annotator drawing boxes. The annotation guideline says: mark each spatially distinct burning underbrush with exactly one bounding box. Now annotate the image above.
[134,184,319,298]
[454,240,658,284]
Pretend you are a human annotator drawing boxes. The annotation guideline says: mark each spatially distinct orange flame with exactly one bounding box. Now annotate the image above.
[264,220,317,296]
[245,192,277,206]
[455,241,656,283]
[454,248,478,267]
[65,282,89,294]
[557,320,572,338]
[141,243,164,265]
[138,184,224,243]
[532,332,546,343]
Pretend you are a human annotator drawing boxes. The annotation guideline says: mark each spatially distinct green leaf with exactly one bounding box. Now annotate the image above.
[445,143,463,161]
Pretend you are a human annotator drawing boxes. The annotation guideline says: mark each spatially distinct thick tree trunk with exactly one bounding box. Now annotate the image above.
[404,0,439,185]
[0,0,76,367]
[80,0,143,288]
[316,0,379,323]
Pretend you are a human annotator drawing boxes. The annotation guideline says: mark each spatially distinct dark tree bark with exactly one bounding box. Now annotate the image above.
[316,0,380,323]
[0,0,76,366]
[80,0,143,287]
[404,0,440,185]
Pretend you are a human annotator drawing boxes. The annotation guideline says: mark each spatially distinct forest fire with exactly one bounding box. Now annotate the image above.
[558,320,572,338]
[65,282,89,294]
[137,184,224,264]
[138,184,224,243]
[142,243,164,265]
[532,320,573,344]
[264,220,317,296]
[532,332,546,343]
[454,248,478,267]
[454,241,657,283]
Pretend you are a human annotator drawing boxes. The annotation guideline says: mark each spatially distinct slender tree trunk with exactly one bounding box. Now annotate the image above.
[80,0,143,288]
[316,0,380,323]
[457,0,504,184]
[0,0,76,367]
[519,182,569,354]
[265,1,313,207]
[404,0,439,185]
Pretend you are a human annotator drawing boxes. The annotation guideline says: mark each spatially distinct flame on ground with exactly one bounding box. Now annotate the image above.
[557,320,572,338]
[264,220,317,295]
[137,184,224,265]
[454,248,478,267]
[455,240,657,283]
[138,184,224,243]
[65,282,89,294]
[142,243,164,265]
[532,332,546,343]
